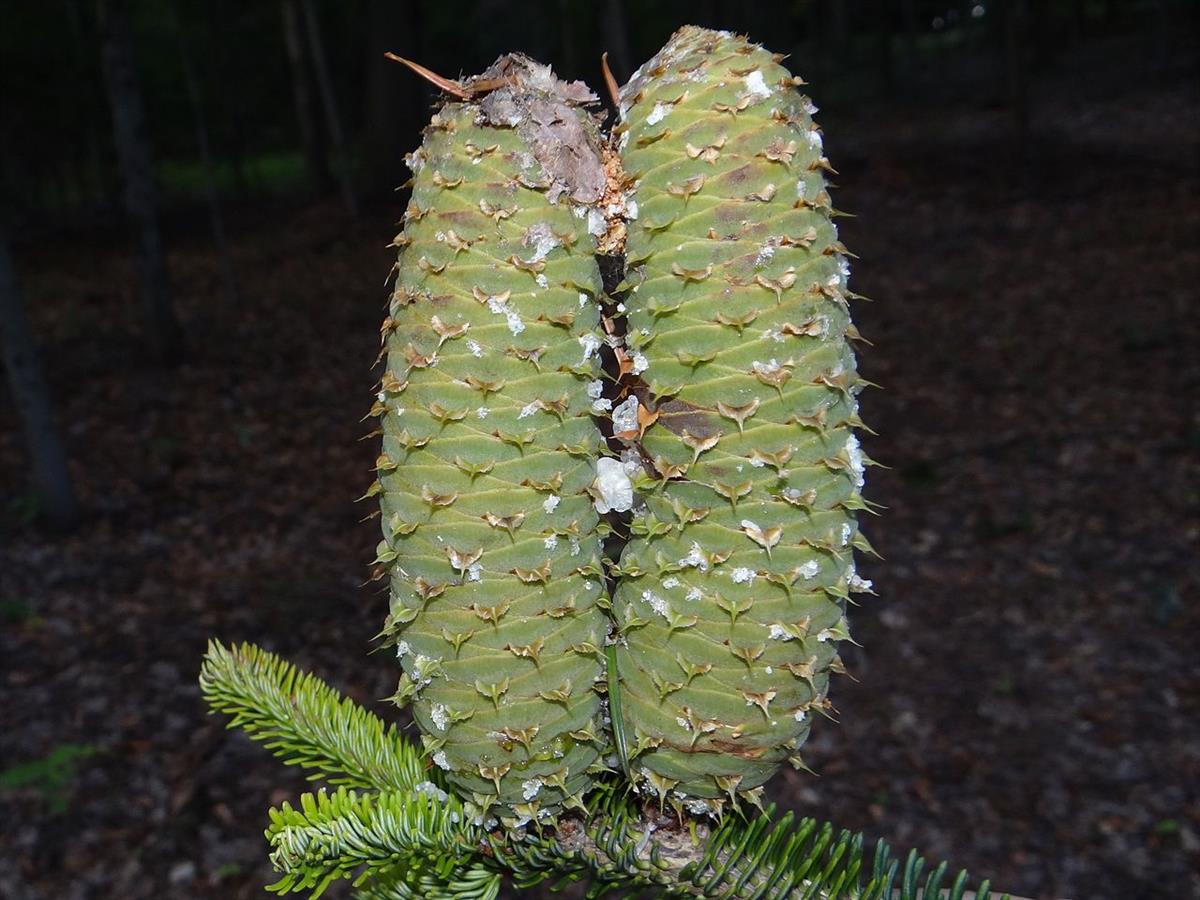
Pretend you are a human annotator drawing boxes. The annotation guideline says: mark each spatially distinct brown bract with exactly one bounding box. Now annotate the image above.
[596,144,629,255]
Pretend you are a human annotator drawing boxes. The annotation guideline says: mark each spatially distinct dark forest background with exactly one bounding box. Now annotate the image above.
[1,1,1197,898]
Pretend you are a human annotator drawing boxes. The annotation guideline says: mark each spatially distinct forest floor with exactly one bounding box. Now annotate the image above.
[2,40,1198,900]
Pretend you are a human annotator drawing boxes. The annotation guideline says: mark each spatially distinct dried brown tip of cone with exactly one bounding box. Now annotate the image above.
[601,52,620,110]
[384,52,471,98]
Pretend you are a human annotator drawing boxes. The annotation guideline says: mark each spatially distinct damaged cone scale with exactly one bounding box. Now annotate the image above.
[376,26,876,825]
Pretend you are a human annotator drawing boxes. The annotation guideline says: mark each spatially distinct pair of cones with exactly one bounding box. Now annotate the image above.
[372,26,873,829]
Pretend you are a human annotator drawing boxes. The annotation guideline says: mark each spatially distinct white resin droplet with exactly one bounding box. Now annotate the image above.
[592,457,634,514]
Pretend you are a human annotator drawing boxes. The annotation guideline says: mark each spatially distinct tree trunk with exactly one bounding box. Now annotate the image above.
[280,0,332,193]
[299,0,359,217]
[0,234,79,529]
[97,0,182,364]
[64,0,102,209]
[171,1,238,305]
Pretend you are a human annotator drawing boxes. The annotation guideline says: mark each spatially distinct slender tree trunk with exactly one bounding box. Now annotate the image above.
[170,2,238,305]
[281,0,332,193]
[64,0,102,209]
[299,0,359,217]
[0,234,79,529]
[601,0,633,85]
[97,0,182,364]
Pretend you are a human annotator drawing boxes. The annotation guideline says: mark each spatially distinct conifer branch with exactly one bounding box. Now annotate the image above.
[494,788,1006,900]
[199,640,425,792]
[202,643,1006,900]
[265,785,496,898]
[353,861,502,900]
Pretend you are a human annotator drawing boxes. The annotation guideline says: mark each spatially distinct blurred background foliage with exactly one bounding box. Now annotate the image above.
[2,0,1186,224]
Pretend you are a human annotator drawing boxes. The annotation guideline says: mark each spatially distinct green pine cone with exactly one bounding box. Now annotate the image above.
[610,27,874,814]
[373,56,613,825]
